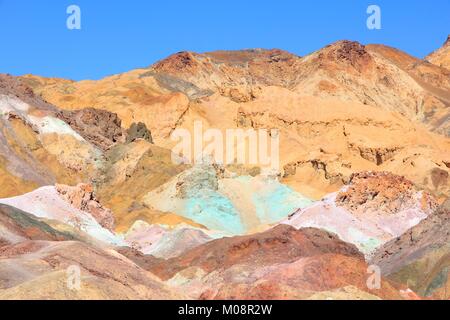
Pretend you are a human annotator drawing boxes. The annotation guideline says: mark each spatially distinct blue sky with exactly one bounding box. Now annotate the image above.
[0,0,448,80]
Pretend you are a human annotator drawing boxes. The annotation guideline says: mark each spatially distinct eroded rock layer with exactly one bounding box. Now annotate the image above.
[0,36,448,299]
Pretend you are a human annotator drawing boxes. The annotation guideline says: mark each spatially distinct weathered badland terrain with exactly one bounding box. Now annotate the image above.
[0,35,449,300]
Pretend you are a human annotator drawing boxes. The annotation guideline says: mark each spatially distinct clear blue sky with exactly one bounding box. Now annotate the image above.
[0,0,448,80]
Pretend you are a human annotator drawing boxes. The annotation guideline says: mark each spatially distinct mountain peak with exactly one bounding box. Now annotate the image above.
[152,51,199,73]
[148,48,303,100]
[304,40,373,73]
[328,40,370,65]
[426,35,450,70]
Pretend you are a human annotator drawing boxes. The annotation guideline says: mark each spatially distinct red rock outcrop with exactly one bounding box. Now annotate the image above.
[138,225,406,300]
[199,254,402,300]
[335,172,438,215]
[145,225,362,280]
[0,74,57,112]
[55,183,115,231]
[326,40,373,71]
[56,108,124,150]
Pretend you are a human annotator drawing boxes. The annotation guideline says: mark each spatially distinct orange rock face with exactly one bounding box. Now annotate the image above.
[151,49,303,94]
[140,225,404,300]
[56,183,115,231]
[426,35,450,70]
[146,225,364,280]
[335,172,438,215]
[0,36,448,300]
[56,108,125,151]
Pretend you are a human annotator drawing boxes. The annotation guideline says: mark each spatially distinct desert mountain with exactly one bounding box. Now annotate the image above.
[426,35,450,70]
[23,41,450,135]
[20,41,450,204]
[0,38,449,300]
[0,74,100,198]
